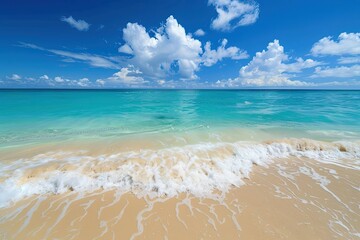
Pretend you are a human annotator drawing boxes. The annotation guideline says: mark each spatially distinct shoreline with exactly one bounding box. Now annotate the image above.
[0,137,359,205]
[0,155,359,239]
[0,128,359,239]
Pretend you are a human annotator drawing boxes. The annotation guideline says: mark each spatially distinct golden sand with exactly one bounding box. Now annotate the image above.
[0,155,359,240]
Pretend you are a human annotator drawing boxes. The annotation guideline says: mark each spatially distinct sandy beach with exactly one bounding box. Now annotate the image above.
[1,144,359,239]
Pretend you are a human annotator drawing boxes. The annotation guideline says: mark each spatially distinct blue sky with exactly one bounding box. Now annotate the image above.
[1,0,360,88]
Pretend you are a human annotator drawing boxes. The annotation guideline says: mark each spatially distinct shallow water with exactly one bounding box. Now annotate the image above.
[1,90,360,147]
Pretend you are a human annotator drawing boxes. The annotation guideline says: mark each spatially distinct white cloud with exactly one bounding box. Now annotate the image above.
[311,32,360,56]
[202,39,248,66]
[49,49,120,69]
[216,40,320,87]
[54,76,65,83]
[118,44,133,54]
[209,0,259,31]
[194,29,206,36]
[40,75,49,80]
[310,32,360,81]
[238,40,320,86]
[1,73,95,88]
[119,16,245,80]
[157,80,166,85]
[19,42,120,69]
[96,66,147,86]
[119,16,203,80]
[61,16,90,31]
[338,56,360,64]
[77,78,90,87]
[312,65,360,78]
[284,58,321,73]
[96,79,106,86]
[38,75,91,87]
[7,74,21,80]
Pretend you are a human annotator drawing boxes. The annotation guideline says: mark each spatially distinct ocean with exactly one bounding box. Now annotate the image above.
[0,89,359,239]
[1,89,360,145]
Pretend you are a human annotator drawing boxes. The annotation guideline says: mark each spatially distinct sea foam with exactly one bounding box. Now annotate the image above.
[0,138,359,208]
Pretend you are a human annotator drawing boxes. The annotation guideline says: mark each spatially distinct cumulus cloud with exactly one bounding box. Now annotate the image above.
[118,16,245,80]
[311,32,360,56]
[54,76,65,83]
[96,79,106,86]
[118,16,203,80]
[157,80,166,85]
[209,0,259,31]
[202,39,248,66]
[216,40,320,87]
[61,16,90,31]
[19,42,120,69]
[309,32,360,81]
[33,75,91,87]
[118,44,133,54]
[96,66,147,86]
[1,74,103,88]
[312,65,360,78]
[194,29,206,36]
[40,75,49,80]
[77,78,90,87]
[7,74,21,80]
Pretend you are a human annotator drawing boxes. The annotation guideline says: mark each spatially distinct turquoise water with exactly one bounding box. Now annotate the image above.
[1,90,360,146]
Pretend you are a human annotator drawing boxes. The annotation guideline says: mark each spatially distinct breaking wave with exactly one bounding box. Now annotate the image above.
[0,138,359,208]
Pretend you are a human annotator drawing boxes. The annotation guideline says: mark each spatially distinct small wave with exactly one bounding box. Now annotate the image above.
[236,101,252,107]
[0,138,359,208]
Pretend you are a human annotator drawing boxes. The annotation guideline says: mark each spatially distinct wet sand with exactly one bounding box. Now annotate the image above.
[1,155,359,240]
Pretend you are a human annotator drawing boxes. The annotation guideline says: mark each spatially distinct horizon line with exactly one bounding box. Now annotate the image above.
[1,88,360,91]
